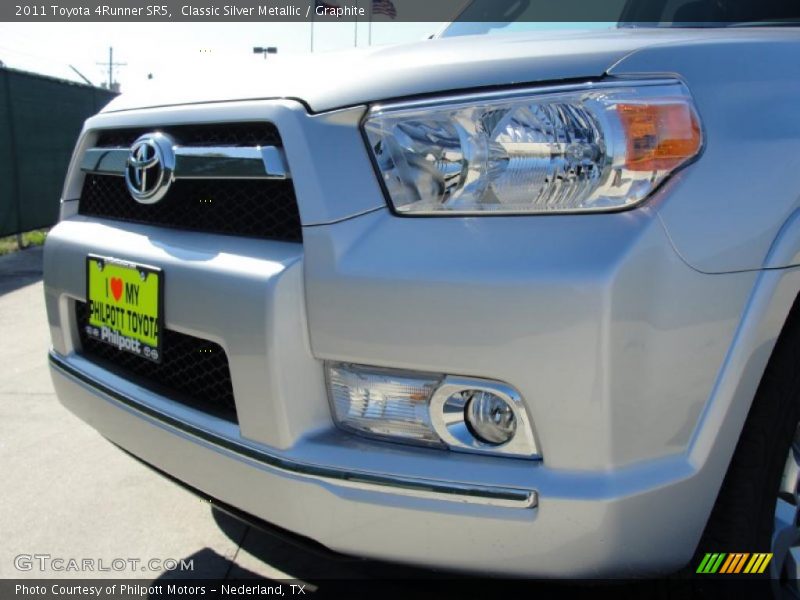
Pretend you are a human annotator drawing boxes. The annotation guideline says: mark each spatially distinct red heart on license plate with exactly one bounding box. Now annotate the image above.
[110,277,123,302]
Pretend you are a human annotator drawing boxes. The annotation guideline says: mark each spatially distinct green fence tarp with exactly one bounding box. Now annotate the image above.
[0,67,116,236]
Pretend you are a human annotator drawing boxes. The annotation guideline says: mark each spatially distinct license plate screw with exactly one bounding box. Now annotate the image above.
[139,271,147,281]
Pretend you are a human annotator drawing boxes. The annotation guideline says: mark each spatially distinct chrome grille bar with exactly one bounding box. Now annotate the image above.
[80,145,291,180]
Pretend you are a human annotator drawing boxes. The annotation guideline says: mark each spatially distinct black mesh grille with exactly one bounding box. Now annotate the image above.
[79,174,302,242]
[76,301,237,423]
[81,122,302,243]
[95,122,283,148]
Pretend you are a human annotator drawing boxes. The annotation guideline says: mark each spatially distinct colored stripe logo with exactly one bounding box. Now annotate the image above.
[696,553,772,574]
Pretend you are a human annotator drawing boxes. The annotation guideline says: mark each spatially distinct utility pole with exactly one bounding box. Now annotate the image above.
[253,46,278,60]
[368,0,373,46]
[96,47,126,91]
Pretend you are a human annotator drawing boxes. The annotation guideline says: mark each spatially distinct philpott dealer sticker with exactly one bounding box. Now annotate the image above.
[85,256,163,363]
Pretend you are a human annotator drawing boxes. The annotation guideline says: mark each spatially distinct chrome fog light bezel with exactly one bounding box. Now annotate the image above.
[429,377,539,459]
[325,362,540,460]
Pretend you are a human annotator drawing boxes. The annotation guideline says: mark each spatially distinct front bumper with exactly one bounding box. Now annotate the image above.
[50,348,702,578]
[50,352,535,510]
[44,197,758,576]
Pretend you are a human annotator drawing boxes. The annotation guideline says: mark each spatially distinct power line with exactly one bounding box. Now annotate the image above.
[0,45,87,83]
[0,44,74,67]
[69,65,94,86]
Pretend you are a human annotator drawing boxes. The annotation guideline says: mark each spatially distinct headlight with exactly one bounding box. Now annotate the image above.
[363,80,702,215]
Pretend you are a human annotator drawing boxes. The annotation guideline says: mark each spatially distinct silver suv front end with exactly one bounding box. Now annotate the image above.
[45,92,756,577]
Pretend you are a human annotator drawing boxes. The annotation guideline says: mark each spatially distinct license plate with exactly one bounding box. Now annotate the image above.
[85,256,163,363]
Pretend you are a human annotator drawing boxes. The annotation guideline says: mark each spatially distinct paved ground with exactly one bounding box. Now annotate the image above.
[0,247,427,586]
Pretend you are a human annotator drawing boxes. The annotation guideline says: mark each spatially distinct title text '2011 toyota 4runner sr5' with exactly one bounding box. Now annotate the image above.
[43,0,800,584]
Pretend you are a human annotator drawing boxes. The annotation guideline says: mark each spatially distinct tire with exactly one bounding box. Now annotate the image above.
[695,292,800,587]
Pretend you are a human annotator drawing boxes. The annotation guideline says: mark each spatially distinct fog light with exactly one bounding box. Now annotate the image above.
[326,363,540,459]
[326,363,444,446]
[465,390,517,445]
[430,377,539,458]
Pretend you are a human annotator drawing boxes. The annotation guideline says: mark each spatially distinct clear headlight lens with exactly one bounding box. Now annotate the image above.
[327,363,444,446]
[363,80,702,214]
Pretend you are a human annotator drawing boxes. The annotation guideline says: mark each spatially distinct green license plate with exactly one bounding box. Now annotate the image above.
[85,256,163,363]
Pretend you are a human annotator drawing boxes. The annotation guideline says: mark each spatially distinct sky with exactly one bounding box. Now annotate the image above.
[0,21,441,94]
[0,18,613,96]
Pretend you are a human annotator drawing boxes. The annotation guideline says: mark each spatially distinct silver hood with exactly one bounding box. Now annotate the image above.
[102,27,738,114]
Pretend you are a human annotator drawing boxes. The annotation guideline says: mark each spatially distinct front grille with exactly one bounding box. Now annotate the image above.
[76,301,237,423]
[95,122,283,148]
[80,122,302,243]
[80,175,302,242]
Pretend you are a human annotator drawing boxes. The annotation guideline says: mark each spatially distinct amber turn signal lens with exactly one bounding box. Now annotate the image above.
[617,103,702,172]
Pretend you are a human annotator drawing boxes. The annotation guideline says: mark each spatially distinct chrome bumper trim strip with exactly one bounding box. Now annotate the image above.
[49,351,537,509]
